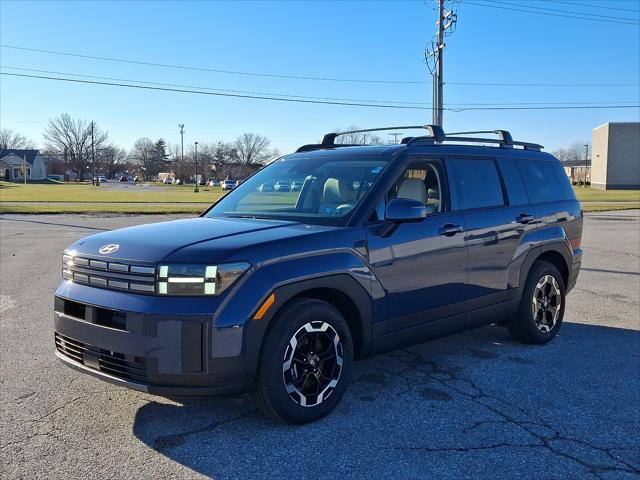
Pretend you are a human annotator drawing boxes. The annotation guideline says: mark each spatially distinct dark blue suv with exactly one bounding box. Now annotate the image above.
[54,126,583,423]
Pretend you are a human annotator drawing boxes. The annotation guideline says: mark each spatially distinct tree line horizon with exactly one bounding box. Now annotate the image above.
[1,116,591,181]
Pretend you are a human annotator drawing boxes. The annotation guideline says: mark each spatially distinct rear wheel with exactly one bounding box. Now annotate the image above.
[254,298,353,424]
[508,260,566,344]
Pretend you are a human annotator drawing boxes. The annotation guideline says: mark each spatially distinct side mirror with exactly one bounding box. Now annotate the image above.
[385,198,427,223]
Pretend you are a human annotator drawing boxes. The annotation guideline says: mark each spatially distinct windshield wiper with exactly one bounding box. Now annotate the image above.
[224,214,274,220]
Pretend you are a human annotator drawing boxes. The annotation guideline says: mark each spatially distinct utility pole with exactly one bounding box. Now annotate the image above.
[584,144,589,187]
[436,0,444,127]
[91,121,98,185]
[194,141,199,193]
[388,132,403,144]
[425,0,457,128]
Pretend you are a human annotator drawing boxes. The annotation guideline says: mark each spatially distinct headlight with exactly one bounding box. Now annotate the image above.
[157,262,250,296]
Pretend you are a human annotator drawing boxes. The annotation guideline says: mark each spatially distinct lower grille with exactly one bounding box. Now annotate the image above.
[55,332,147,383]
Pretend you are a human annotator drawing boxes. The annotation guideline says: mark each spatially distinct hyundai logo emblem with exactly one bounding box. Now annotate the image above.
[99,244,120,255]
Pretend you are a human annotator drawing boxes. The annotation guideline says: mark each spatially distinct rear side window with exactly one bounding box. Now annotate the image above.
[449,158,505,210]
[496,157,530,206]
[516,160,576,203]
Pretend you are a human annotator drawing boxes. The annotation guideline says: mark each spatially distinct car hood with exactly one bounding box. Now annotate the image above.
[65,217,301,263]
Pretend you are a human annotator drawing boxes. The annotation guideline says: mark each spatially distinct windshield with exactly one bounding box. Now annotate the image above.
[206,154,389,225]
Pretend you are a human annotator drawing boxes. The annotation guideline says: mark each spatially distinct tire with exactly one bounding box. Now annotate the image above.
[254,298,354,424]
[508,260,566,345]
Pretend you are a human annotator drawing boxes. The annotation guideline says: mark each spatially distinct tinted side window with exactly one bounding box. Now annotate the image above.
[450,158,505,210]
[517,159,576,203]
[496,157,530,206]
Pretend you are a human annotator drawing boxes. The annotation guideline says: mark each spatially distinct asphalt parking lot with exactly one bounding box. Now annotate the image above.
[1,211,639,479]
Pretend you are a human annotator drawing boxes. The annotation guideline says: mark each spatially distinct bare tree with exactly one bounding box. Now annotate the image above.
[96,144,128,179]
[207,141,235,179]
[0,128,33,149]
[43,114,107,180]
[194,143,216,180]
[334,126,383,145]
[233,133,278,177]
[167,143,189,181]
[553,140,591,163]
[129,138,170,180]
[169,143,182,162]
[130,138,155,180]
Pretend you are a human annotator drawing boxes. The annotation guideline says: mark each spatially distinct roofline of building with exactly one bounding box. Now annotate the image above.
[593,121,640,131]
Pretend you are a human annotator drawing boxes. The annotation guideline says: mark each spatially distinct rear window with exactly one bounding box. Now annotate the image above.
[449,158,505,210]
[516,160,576,203]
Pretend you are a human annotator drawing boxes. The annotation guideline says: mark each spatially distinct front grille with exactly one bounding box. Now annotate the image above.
[55,332,147,383]
[62,254,156,294]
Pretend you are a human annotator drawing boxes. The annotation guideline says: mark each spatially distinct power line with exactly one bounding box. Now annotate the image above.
[0,44,426,85]
[3,66,635,107]
[3,71,638,111]
[479,0,639,22]
[539,0,640,14]
[0,72,432,109]
[464,0,640,25]
[447,104,640,111]
[3,44,637,88]
[0,66,431,106]
[448,81,640,87]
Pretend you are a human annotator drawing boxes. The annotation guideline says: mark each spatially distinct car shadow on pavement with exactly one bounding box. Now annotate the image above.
[132,322,640,479]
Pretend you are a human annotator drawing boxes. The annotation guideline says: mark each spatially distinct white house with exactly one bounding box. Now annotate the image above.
[0,149,48,181]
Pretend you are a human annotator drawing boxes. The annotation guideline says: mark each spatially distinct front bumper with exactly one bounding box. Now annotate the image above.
[53,285,256,397]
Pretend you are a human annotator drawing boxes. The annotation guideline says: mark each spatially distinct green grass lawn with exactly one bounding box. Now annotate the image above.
[0,181,224,203]
[0,204,206,214]
[1,181,639,214]
[573,187,640,202]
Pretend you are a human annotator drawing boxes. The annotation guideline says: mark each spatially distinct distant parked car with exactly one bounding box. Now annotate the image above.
[163,177,174,184]
[221,180,236,191]
[118,176,128,182]
[274,181,291,192]
[94,175,107,183]
[209,179,220,187]
[175,179,182,185]
[290,181,303,191]
[258,182,274,192]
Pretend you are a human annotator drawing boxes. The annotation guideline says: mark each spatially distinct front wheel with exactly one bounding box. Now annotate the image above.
[508,260,566,345]
[254,298,353,424]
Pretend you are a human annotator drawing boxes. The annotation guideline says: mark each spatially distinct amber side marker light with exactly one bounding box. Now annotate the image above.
[570,236,582,250]
[253,293,276,320]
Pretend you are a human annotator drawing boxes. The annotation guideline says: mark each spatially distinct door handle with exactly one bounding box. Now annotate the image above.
[439,224,463,236]
[516,213,534,224]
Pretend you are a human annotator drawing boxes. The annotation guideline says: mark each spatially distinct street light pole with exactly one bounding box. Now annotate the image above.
[179,124,184,163]
[91,121,98,185]
[194,141,199,193]
[584,144,589,187]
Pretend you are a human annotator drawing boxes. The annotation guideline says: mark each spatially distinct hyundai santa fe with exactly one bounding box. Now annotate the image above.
[54,125,583,424]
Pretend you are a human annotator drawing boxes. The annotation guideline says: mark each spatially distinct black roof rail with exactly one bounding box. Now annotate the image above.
[408,128,543,151]
[321,125,445,147]
[296,125,446,152]
[297,126,542,152]
[448,130,514,146]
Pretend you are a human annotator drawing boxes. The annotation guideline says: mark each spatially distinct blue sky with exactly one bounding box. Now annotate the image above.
[1,0,639,154]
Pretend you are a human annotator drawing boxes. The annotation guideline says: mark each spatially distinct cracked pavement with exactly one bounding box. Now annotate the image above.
[1,211,639,479]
